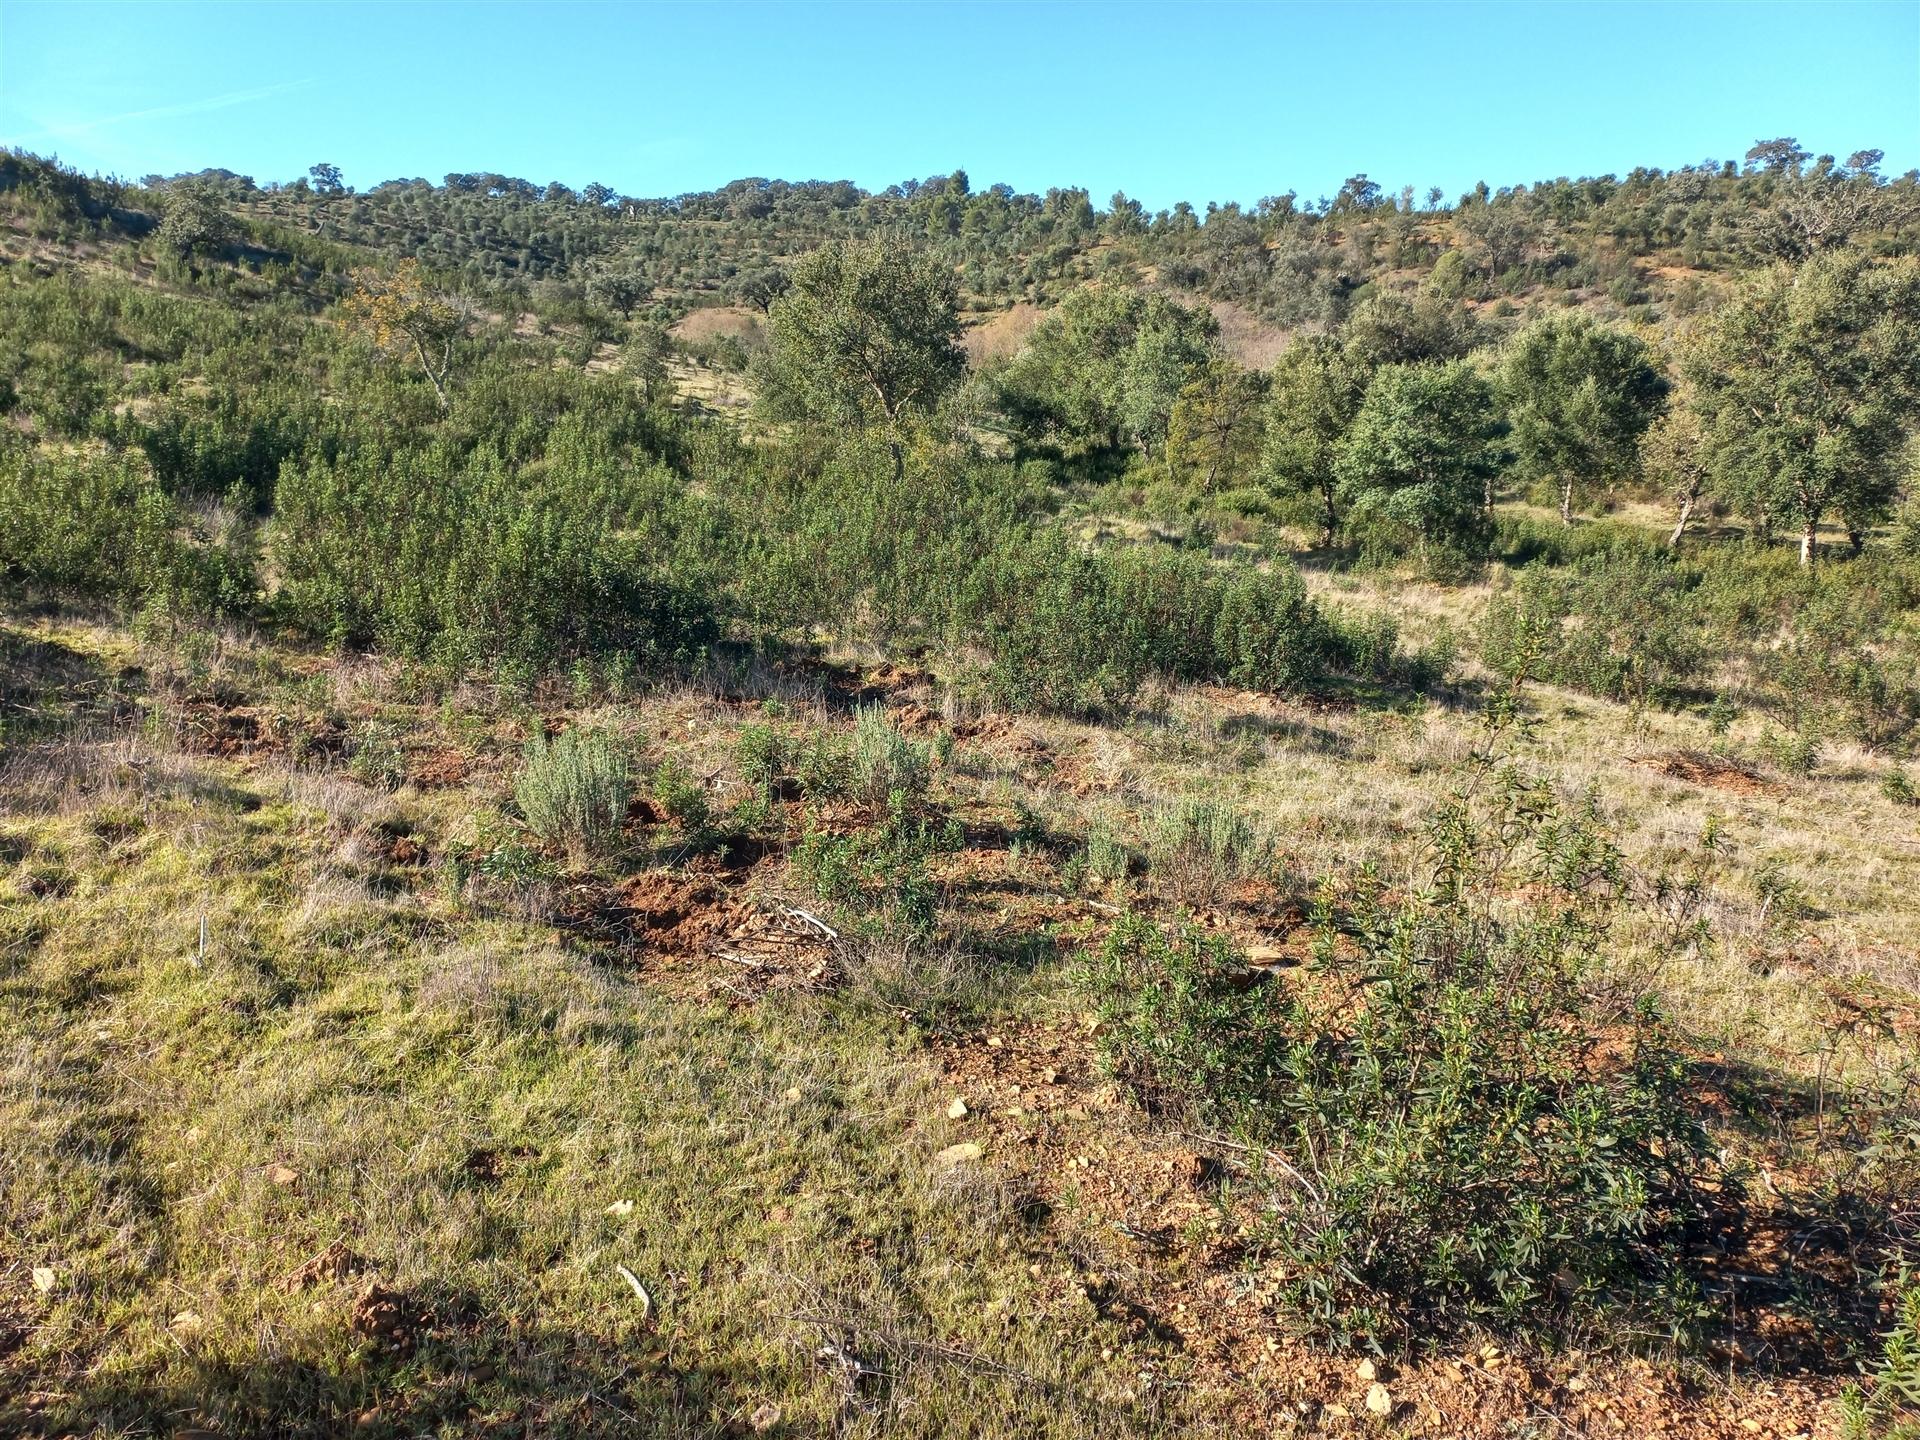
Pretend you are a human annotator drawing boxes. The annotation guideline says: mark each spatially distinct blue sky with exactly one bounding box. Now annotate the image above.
[3,1,1915,210]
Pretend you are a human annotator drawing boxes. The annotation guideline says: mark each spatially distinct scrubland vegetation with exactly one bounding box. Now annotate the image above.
[3,140,1920,1437]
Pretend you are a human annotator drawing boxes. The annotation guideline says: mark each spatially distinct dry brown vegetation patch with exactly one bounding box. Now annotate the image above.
[1640,747,1780,797]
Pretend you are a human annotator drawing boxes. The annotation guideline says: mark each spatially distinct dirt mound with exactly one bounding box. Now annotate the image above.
[615,871,750,956]
[350,1281,423,1357]
[170,698,346,761]
[408,746,471,789]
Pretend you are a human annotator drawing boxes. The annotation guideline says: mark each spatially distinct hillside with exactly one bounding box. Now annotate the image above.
[2,145,1919,1440]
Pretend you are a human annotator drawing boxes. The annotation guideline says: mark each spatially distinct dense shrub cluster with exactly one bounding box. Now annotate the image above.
[1086,768,1724,1344]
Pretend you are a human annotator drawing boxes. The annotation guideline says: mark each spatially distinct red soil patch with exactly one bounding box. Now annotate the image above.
[408,746,471,789]
[564,869,836,998]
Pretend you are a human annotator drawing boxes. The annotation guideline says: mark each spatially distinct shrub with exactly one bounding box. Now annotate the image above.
[347,720,407,791]
[1482,546,1707,709]
[794,791,957,936]
[1885,769,1919,807]
[515,726,631,860]
[1841,1276,1920,1440]
[1151,797,1273,899]
[850,706,931,809]
[734,722,795,802]
[650,756,710,836]
[1212,567,1331,693]
[1086,768,1723,1346]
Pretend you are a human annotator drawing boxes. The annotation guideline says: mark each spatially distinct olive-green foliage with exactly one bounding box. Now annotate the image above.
[753,238,966,436]
[1840,1278,1920,1440]
[273,431,717,668]
[850,706,932,809]
[1086,771,1722,1345]
[1499,312,1667,520]
[0,444,253,611]
[1483,544,1709,708]
[515,726,632,859]
[1334,359,1500,565]
[1685,251,1920,560]
[998,283,1217,457]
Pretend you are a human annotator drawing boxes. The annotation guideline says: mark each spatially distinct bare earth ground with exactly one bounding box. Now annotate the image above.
[2,606,1915,1438]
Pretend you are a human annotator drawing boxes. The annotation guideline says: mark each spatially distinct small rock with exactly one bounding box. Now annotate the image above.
[935,1142,982,1167]
[749,1402,782,1432]
[266,1163,300,1187]
[986,1036,1004,1049]
[30,1267,55,1293]
[1355,1358,1377,1382]
[947,1097,969,1119]
[1364,1382,1391,1416]
[605,1199,634,1216]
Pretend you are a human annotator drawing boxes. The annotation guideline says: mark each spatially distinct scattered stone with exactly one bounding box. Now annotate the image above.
[605,1198,635,1216]
[947,1097,969,1119]
[935,1142,983,1167]
[1365,1381,1392,1416]
[30,1267,55,1293]
[1355,1358,1377,1382]
[266,1163,300,1187]
[749,1401,782,1432]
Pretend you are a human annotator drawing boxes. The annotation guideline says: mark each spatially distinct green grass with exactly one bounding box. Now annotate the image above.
[0,730,1149,1438]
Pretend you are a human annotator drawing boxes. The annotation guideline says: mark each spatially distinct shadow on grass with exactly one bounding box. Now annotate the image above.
[9,1283,777,1439]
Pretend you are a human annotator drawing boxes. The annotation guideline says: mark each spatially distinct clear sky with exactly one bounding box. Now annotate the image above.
[2,1,1915,210]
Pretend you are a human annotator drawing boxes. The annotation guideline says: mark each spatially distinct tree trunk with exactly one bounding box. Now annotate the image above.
[1847,527,1865,557]
[1668,495,1695,550]
[1559,475,1575,527]
[1799,517,1818,567]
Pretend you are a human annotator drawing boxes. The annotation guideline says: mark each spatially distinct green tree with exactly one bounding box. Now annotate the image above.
[999,283,1215,457]
[1261,336,1367,545]
[1335,360,1499,563]
[155,184,235,262]
[586,269,647,320]
[1500,313,1667,525]
[1642,398,1713,549]
[1166,358,1268,492]
[1686,251,1920,564]
[754,238,965,475]
[622,323,672,405]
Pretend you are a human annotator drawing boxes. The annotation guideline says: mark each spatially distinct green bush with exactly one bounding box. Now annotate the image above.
[1151,797,1273,898]
[1482,545,1707,709]
[850,706,931,809]
[794,791,958,936]
[734,722,795,802]
[0,443,254,612]
[1842,1276,1920,1440]
[1086,769,1722,1346]
[515,726,631,860]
